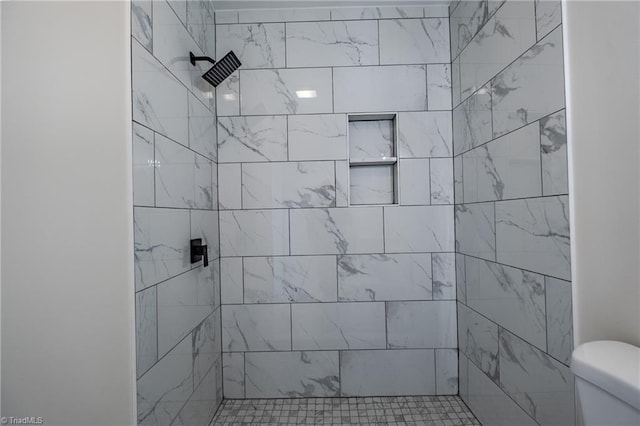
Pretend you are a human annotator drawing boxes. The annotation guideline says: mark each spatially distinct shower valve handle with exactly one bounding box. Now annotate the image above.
[190,238,208,268]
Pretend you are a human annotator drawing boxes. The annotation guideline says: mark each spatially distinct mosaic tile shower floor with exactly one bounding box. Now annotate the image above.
[210,395,481,425]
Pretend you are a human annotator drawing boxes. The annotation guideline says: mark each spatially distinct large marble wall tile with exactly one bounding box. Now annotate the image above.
[186,0,216,58]
[155,134,212,209]
[239,8,330,24]
[451,56,461,108]
[348,120,394,159]
[216,11,238,24]
[456,254,467,303]
[462,122,542,203]
[459,1,536,101]
[432,252,455,300]
[334,65,427,113]
[288,114,347,161]
[545,277,573,364]
[195,154,214,210]
[188,93,216,161]
[435,349,458,394]
[452,84,492,155]
[349,165,394,205]
[535,0,562,41]
[335,161,349,207]
[449,0,489,60]
[384,206,455,252]
[242,161,336,208]
[222,304,291,352]
[219,210,289,256]
[137,337,192,425]
[465,356,538,426]
[286,21,379,67]
[398,111,452,158]
[499,329,575,425]
[459,353,469,402]
[132,40,188,146]
[496,196,571,280]
[241,68,333,115]
[172,356,221,426]
[379,19,450,64]
[192,310,220,385]
[167,1,186,25]
[216,71,239,116]
[430,158,454,205]
[223,352,245,398]
[454,155,464,203]
[330,7,423,20]
[190,209,219,263]
[387,301,457,348]
[132,1,152,52]
[465,257,546,350]
[157,267,215,357]
[340,349,436,396]
[427,64,452,110]
[290,207,384,255]
[245,351,340,398]
[338,253,432,301]
[133,122,155,207]
[220,257,243,304]
[399,159,430,205]
[457,303,499,381]
[291,302,386,350]
[244,256,337,303]
[540,110,568,195]
[216,23,285,69]
[218,163,241,210]
[218,115,287,163]
[491,26,565,136]
[136,286,157,377]
[455,203,496,261]
[134,207,190,291]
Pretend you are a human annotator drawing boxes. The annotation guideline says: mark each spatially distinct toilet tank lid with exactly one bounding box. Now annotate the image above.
[572,340,640,411]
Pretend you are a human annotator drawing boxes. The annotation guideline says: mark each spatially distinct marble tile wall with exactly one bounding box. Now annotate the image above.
[132,1,222,425]
[215,5,456,398]
[450,1,574,425]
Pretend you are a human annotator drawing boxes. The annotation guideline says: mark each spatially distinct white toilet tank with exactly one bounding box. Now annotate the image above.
[572,340,640,426]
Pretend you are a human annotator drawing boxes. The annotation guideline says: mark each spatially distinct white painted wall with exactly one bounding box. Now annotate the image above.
[564,0,640,347]
[1,2,136,425]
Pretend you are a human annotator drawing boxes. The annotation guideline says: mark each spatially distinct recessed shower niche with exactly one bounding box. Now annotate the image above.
[348,114,399,205]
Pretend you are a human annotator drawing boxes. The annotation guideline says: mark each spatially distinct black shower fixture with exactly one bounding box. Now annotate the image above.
[189,51,241,87]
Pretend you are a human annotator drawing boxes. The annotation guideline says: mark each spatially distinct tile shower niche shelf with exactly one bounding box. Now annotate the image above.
[348,113,399,206]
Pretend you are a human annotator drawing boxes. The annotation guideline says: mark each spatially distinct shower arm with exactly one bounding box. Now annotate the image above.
[189,52,216,66]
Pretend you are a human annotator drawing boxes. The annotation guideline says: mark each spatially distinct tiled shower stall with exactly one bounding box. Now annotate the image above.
[131,0,572,424]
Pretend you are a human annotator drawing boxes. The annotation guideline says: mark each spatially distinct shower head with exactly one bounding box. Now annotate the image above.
[189,51,241,87]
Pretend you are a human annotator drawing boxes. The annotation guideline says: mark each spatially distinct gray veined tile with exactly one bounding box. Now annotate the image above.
[217,163,241,210]
[432,253,456,300]
[335,161,349,207]
[215,70,239,116]
[430,158,454,205]
[491,26,565,137]
[192,310,220,386]
[221,304,291,352]
[462,121,542,203]
[136,286,157,377]
[454,155,464,204]
[455,202,496,261]
[133,122,155,207]
[387,301,457,349]
[223,352,245,398]
[188,93,216,161]
[220,257,243,304]
[451,57,462,108]
[340,349,436,396]
[545,276,573,365]
[288,114,347,161]
[134,207,190,291]
[452,84,492,156]
[465,257,547,350]
[499,329,575,426]
[456,254,467,303]
[219,210,289,257]
[166,1,186,26]
[330,6,424,20]
[241,68,333,115]
[286,20,379,67]
[427,64,452,111]
[450,0,490,60]
[535,0,562,41]
[540,109,568,196]
[291,302,386,350]
[172,355,221,426]
[349,165,394,205]
[242,162,336,209]
[436,349,459,394]
[245,351,339,398]
[290,207,384,255]
[186,0,216,57]
[399,159,430,205]
[379,18,450,64]
[496,195,571,280]
[457,303,500,382]
[216,23,285,69]
[338,253,432,301]
[131,1,152,52]
[349,120,394,159]
[384,206,455,253]
[398,111,453,158]
[244,256,337,303]
[190,209,219,261]
[217,116,287,163]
